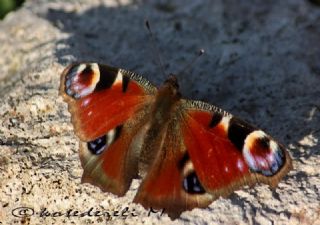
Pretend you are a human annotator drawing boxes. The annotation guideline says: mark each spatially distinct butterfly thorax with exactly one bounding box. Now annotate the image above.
[153,75,181,120]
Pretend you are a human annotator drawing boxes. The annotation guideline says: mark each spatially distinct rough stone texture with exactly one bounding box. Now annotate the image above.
[0,0,320,224]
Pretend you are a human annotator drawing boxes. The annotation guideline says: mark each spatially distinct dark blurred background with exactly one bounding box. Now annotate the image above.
[0,0,24,19]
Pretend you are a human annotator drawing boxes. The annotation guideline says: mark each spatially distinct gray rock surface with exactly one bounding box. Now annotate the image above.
[0,0,319,224]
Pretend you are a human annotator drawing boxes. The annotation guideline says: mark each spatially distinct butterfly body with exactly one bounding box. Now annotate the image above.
[60,63,292,219]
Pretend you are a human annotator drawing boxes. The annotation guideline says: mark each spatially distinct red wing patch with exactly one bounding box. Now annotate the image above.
[71,83,147,140]
[182,111,252,195]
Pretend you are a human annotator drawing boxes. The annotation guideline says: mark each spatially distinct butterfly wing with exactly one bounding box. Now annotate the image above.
[134,99,292,219]
[181,100,292,197]
[60,63,157,195]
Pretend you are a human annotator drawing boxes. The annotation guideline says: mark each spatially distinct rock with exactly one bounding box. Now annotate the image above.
[0,0,319,224]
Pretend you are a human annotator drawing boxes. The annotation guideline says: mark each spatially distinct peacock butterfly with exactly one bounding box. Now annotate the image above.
[60,62,292,219]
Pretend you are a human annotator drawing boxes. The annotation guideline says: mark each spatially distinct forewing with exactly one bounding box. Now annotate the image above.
[60,63,156,141]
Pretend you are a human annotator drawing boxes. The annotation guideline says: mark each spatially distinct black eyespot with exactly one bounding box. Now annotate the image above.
[87,125,123,155]
[183,171,206,194]
[87,135,107,155]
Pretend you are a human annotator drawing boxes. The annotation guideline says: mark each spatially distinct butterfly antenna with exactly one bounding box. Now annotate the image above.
[145,20,167,77]
[176,49,205,77]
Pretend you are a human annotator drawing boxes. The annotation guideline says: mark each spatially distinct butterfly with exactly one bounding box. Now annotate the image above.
[60,62,292,219]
